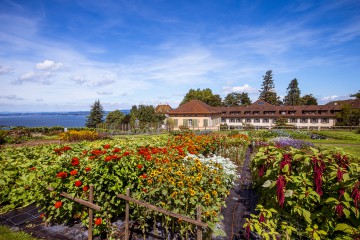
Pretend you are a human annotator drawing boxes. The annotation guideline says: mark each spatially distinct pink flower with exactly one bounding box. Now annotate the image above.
[259,213,265,223]
[312,157,325,196]
[335,204,344,218]
[337,168,343,182]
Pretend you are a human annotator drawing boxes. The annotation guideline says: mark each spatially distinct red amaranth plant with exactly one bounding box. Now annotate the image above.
[259,213,265,223]
[258,164,265,177]
[276,175,287,207]
[335,203,344,218]
[312,156,325,196]
[280,153,292,174]
[337,168,344,182]
[352,182,360,213]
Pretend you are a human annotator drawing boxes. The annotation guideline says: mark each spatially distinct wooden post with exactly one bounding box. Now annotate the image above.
[125,188,130,240]
[88,185,94,240]
[196,205,202,240]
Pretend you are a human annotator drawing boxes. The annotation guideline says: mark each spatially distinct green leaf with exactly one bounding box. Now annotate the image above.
[325,197,339,204]
[334,223,354,234]
[262,180,272,188]
[302,209,312,224]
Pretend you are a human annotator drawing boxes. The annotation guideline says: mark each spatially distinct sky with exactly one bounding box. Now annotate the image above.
[0,0,359,112]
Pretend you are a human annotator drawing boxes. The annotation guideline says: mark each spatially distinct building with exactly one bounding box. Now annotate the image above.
[167,99,360,130]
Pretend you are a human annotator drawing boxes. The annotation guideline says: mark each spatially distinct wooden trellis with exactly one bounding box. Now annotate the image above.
[117,188,208,240]
[46,185,101,240]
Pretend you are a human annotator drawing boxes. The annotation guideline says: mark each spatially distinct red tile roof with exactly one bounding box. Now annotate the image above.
[155,104,172,114]
[169,100,222,115]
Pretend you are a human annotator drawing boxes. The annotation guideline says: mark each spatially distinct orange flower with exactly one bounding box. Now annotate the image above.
[70,169,77,176]
[85,167,91,172]
[54,201,62,208]
[94,218,102,226]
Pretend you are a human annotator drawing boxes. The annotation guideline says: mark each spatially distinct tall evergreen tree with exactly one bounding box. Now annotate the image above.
[259,70,281,105]
[86,100,104,128]
[301,94,318,105]
[283,78,301,105]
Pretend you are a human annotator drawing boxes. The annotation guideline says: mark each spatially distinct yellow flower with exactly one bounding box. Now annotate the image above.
[212,211,217,217]
[204,193,211,200]
[189,189,196,196]
[171,192,177,198]
[212,190,218,196]
[177,181,184,187]
[160,201,165,206]
[196,176,201,182]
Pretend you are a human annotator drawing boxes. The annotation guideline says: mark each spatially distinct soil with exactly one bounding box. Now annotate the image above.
[0,148,257,240]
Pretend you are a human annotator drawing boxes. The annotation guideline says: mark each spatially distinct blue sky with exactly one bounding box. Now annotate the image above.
[0,0,359,112]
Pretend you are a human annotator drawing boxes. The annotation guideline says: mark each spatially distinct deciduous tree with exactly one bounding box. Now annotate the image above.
[85,100,104,128]
[259,70,281,105]
[105,110,124,127]
[350,90,360,99]
[180,88,222,106]
[301,94,318,105]
[223,92,252,106]
[284,78,301,105]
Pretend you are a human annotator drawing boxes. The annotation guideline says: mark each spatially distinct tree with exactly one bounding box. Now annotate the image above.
[258,70,281,105]
[335,103,360,126]
[350,90,360,99]
[301,94,318,105]
[105,110,124,127]
[85,100,104,128]
[283,78,301,105]
[180,88,222,106]
[130,105,166,130]
[223,92,252,106]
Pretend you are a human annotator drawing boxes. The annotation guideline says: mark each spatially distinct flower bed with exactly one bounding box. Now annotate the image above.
[245,145,360,239]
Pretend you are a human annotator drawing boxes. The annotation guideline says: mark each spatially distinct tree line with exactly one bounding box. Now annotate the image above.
[180,70,319,107]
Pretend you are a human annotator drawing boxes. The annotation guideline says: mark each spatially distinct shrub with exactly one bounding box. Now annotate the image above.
[0,130,7,144]
[59,130,107,142]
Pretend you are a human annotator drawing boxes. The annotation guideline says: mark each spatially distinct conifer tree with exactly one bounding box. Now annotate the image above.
[223,92,252,106]
[259,70,281,105]
[85,100,104,128]
[284,78,301,105]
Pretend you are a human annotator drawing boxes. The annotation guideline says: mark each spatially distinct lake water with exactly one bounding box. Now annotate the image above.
[0,110,130,127]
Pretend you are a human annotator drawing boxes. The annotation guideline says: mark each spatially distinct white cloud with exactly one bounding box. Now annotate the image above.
[97,91,112,95]
[70,75,87,85]
[35,60,63,71]
[13,71,54,85]
[0,94,24,100]
[222,84,257,94]
[0,65,13,74]
[321,95,339,101]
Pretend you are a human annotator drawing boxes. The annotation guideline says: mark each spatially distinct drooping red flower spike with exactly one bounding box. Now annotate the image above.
[276,175,287,207]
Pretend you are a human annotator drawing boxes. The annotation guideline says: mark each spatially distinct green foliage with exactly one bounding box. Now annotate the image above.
[0,225,38,240]
[301,94,318,105]
[180,88,222,106]
[335,103,360,126]
[0,130,8,144]
[311,130,360,141]
[223,92,251,106]
[350,90,360,99]
[247,146,360,239]
[86,100,104,128]
[130,105,166,131]
[283,78,301,106]
[259,70,282,105]
[105,110,124,128]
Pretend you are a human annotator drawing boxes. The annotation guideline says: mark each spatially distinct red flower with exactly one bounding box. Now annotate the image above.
[83,150,88,154]
[258,164,265,177]
[103,144,111,149]
[123,151,130,156]
[63,146,71,151]
[57,171,68,179]
[74,180,82,187]
[94,218,102,226]
[54,201,63,209]
[83,185,89,191]
[312,157,325,196]
[113,148,120,153]
[335,204,344,217]
[70,169,78,176]
[71,157,80,166]
[276,175,286,207]
[104,156,112,162]
[85,167,91,172]
[39,213,45,219]
[142,188,148,193]
[29,167,36,171]
[137,164,143,169]
[337,168,343,182]
[352,182,360,213]
[141,173,147,179]
[245,222,251,240]
[259,213,265,223]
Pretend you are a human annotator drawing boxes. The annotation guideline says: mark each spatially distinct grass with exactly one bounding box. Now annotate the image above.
[0,225,38,240]
[308,130,360,159]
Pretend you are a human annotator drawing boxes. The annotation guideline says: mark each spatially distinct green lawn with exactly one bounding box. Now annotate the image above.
[0,226,38,240]
[309,130,360,159]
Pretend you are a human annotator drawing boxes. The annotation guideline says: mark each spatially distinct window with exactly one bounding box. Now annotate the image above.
[244,111,251,115]
[321,118,329,123]
[310,118,318,123]
[300,118,308,123]
[280,111,286,115]
[290,118,297,123]
[230,111,241,115]
[236,118,241,122]
[246,118,251,123]
[254,118,260,123]
[230,119,236,123]
[221,118,226,123]
[253,111,260,115]
[174,119,178,126]
[188,119,192,127]
[263,119,269,123]
[258,101,264,105]
[203,119,208,127]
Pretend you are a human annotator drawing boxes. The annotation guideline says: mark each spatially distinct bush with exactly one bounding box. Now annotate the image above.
[0,130,7,144]
[59,130,107,142]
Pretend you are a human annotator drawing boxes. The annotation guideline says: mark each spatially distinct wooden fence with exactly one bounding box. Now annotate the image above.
[46,185,101,240]
[117,188,208,240]
[46,186,207,240]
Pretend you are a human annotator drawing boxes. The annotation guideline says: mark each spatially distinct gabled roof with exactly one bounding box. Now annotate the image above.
[155,104,172,114]
[169,100,221,115]
[325,99,360,108]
